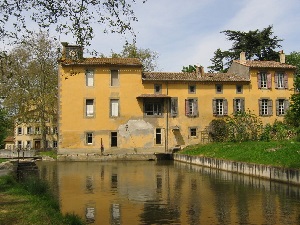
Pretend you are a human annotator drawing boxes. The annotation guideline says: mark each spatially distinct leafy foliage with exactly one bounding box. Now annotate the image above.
[208,26,282,72]
[182,65,196,73]
[226,111,263,142]
[260,120,295,141]
[0,32,58,149]
[0,108,11,148]
[208,119,228,142]
[0,0,146,47]
[110,43,158,72]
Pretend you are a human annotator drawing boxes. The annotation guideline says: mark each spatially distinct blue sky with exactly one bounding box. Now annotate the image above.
[86,0,300,72]
[2,0,300,72]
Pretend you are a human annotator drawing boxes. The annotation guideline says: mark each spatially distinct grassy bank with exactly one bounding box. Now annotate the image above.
[0,174,85,225]
[180,140,300,169]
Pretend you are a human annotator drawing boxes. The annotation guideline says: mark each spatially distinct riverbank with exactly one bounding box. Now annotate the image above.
[0,174,85,225]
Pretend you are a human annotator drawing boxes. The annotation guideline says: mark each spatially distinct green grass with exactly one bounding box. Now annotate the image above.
[37,150,57,159]
[0,158,8,163]
[180,140,300,169]
[0,174,85,225]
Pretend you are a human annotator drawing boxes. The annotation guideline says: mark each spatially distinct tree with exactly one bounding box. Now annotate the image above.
[209,26,282,72]
[182,65,196,73]
[285,52,300,132]
[0,108,11,148]
[110,43,158,72]
[0,0,146,47]
[0,32,58,150]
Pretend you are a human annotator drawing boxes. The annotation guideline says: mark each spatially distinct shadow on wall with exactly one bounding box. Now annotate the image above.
[173,130,185,146]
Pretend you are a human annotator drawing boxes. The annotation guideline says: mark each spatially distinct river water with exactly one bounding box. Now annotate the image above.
[37,161,300,225]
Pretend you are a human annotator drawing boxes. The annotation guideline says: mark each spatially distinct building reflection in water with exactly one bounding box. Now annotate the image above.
[37,161,300,225]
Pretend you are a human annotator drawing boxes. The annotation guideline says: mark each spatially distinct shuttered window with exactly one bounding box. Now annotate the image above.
[258,72,272,89]
[275,72,288,89]
[276,99,289,116]
[233,98,245,113]
[170,98,178,117]
[212,99,228,116]
[185,99,198,117]
[259,99,273,116]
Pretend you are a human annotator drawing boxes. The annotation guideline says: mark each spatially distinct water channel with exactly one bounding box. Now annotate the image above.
[37,160,300,225]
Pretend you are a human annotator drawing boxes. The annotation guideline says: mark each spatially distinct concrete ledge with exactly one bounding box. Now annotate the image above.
[173,154,300,185]
[57,153,160,161]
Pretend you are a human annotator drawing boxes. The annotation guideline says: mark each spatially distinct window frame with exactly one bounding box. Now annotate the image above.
[276,98,289,116]
[215,84,223,94]
[85,132,94,145]
[185,98,198,117]
[275,72,288,89]
[110,99,120,117]
[144,99,164,117]
[189,127,198,138]
[111,131,118,147]
[85,99,95,118]
[258,72,272,89]
[259,98,273,116]
[155,128,162,145]
[85,69,94,87]
[110,69,119,87]
[27,126,32,135]
[170,97,178,117]
[212,98,228,116]
[236,85,243,94]
[188,84,196,94]
[154,84,162,94]
[233,98,245,114]
[17,127,22,135]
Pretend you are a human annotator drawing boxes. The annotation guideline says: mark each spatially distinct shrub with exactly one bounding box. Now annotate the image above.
[208,119,228,142]
[226,110,263,142]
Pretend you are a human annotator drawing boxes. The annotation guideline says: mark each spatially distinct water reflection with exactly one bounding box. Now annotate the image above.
[37,161,300,225]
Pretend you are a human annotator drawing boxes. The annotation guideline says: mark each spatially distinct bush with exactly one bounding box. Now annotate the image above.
[208,119,228,142]
[226,110,263,142]
[261,120,295,141]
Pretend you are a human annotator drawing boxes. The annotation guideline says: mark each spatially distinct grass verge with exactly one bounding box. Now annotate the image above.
[0,174,85,225]
[180,140,300,169]
[36,150,57,159]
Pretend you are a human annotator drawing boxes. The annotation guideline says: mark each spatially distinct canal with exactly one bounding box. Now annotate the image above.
[37,160,300,225]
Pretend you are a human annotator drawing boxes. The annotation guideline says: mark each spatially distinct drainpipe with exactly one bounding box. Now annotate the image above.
[165,82,169,153]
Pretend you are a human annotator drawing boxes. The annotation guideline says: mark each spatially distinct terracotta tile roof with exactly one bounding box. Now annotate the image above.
[233,60,296,69]
[143,72,250,82]
[137,94,171,98]
[3,136,14,142]
[60,57,142,66]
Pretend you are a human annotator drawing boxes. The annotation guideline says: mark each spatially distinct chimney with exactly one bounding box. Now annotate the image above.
[195,65,204,78]
[279,50,285,64]
[240,52,246,63]
[61,42,83,60]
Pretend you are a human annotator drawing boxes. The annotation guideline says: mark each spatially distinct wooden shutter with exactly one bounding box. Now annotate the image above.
[185,99,189,116]
[276,99,279,116]
[268,99,273,116]
[241,99,245,112]
[212,99,217,116]
[257,72,261,89]
[284,73,288,89]
[170,98,178,117]
[223,99,228,115]
[285,99,290,112]
[258,99,262,116]
[233,99,237,113]
[267,73,272,89]
[274,73,278,89]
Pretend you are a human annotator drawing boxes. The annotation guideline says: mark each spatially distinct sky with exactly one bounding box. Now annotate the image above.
[85,0,300,72]
[2,0,300,72]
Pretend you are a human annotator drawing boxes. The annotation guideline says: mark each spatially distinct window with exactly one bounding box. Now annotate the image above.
[233,98,245,113]
[111,70,119,86]
[236,85,243,94]
[86,132,93,145]
[110,99,119,117]
[46,126,51,134]
[154,84,162,94]
[188,85,196,94]
[216,84,223,93]
[275,72,288,89]
[155,128,162,145]
[189,127,197,138]
[86,70,94,87]
[276,99,289,116]
[258,72,271,89]
[27,126,32,135]
[212,99,228,116]
[26,141,31,149]
[111,132,118,147]
[17,127,22,135]
[86,99,94,117]
[17,141,22,149]
[53,127,58,134]
[170,98,178,117]
[144,101,163,116]
[259,99,273,116]
[35,127,40,134]
[185,99,198,117]
[53,141,58,148]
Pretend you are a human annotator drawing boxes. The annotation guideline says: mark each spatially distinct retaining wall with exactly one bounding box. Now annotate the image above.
[173,154,300,185]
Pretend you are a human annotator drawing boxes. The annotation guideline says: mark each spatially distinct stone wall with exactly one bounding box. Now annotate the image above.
[173,154,300,185]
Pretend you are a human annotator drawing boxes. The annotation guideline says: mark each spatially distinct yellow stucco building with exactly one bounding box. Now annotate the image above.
[58,44,296,155]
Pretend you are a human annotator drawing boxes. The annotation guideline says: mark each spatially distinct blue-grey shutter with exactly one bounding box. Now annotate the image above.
[241,98,245,112]
[223,99,228,115]
[276,99,279,116]
[268,99,273,116]
[212,99,217,116]
[257,72,261,89]
[284,73,288,89]
[258,99,262,116]
[267,73,272,89]
[274,73,278,89]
